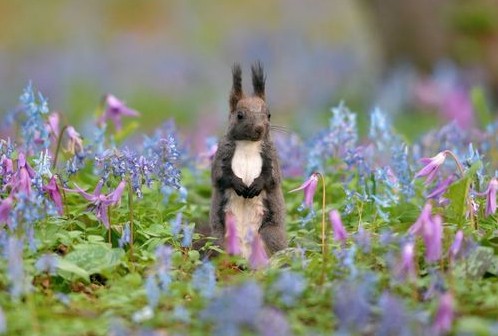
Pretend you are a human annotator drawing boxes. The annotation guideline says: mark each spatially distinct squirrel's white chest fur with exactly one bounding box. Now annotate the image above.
[226,140,265,257]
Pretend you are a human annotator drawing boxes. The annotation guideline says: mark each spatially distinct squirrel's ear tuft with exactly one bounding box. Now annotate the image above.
[251,61,265,100]
[230,63,243,112]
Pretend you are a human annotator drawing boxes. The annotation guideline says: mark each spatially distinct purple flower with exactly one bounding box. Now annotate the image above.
[409,202,432,235]
[481,178,498,217]
[225,212,241,256]
[249,233,269,270]
[395,242,416,281]
[255,307,291,336]
[289,172,319,210]
[101,94,140,131]
[415,151,448,184]
[329,209,348,244]
[65,126,84,154]
[449,230,463,261]
[43,176,63,215]
[0,195,13,225]
[0,306,5,334]
[377,292,411,336]
[427,175,455,200]
[47,112,60,140]
[35,253,58,275]
[67,180,125,229]
[9,153,36,195]
[433,292,454,335]
[423,215,443,263]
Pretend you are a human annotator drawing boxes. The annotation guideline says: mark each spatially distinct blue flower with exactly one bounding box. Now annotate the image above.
[181,224,194,248]
[376,292,412,336]
[192,261,216,299]
[118,222,131,248]
[145,275,160,309]
[35,253,58,275]
[6,237,28,300]
[200,281,263,336]
[272,270,307,306]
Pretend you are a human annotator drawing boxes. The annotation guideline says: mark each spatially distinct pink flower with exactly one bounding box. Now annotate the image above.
[396,242,416,281]
[426,175,455,200]
[66,126,84,154]
[423,215,443,263]
[481,178,498,217]
[67,180,126,229]
[43,176,63,215]
[433,292,454,335]
[449,230,463,261]
[249,233,268,270]
[47,112,60,140]
[0,195,13,225]
[224,212,241,255]
[329,210,348,244]
[415,151,448,184]
[408,203,432,235]
[8,153,36,195]
[289,172,319,210]
[100,94,140,131]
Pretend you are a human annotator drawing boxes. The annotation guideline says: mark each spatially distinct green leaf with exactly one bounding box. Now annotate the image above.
[57,258,90,282]
[445,176,471,223]
[64,243,125,275]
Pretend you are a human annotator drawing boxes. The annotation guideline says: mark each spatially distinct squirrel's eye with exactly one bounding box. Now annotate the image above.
[237,111,244,120]
[268,113,271,120]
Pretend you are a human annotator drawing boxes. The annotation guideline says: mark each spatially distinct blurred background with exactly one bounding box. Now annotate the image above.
[1,0,498,140]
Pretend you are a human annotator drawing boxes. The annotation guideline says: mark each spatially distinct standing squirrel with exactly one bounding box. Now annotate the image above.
[209,62,287,257]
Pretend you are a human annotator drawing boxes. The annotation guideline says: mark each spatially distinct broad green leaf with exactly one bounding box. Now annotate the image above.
[64,243,125,275]
[445,176,471,224]
[57,258,90,282]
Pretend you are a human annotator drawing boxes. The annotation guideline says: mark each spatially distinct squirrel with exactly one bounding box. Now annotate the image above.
[209,62,287,257]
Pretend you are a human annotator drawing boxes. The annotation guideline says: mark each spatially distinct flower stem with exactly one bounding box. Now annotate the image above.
[127,177,134,261]
[318,172,327,285]
[52,125,68,169]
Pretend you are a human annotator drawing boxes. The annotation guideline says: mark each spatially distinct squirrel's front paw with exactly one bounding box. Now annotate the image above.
[232,177,249,197]
[246,178,265,198]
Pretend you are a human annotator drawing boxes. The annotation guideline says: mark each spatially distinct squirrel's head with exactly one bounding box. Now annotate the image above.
[227,62,270,142]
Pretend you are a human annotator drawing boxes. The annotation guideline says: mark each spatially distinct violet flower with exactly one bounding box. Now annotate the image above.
[67,180,126,229]
[0,195,13,225]
[415,151,448,184]
[10,153,36,195]
[449,230,463,261]
[289,172,319,210]
[481,178,498,217]
[424,215,443,263]
[427,175,455,200]
[329,209,348,244]
[43,176,63,215]
[249,233,269,270]
[101,94,140,131]
[433,292,454,335]
[66,126,84,154]
[396,242,416,281]
[47,112,60,140]
[408,202,432,235]
[225,211,241,256]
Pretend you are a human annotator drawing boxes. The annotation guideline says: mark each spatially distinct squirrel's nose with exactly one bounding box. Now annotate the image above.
[255,126,263,136]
